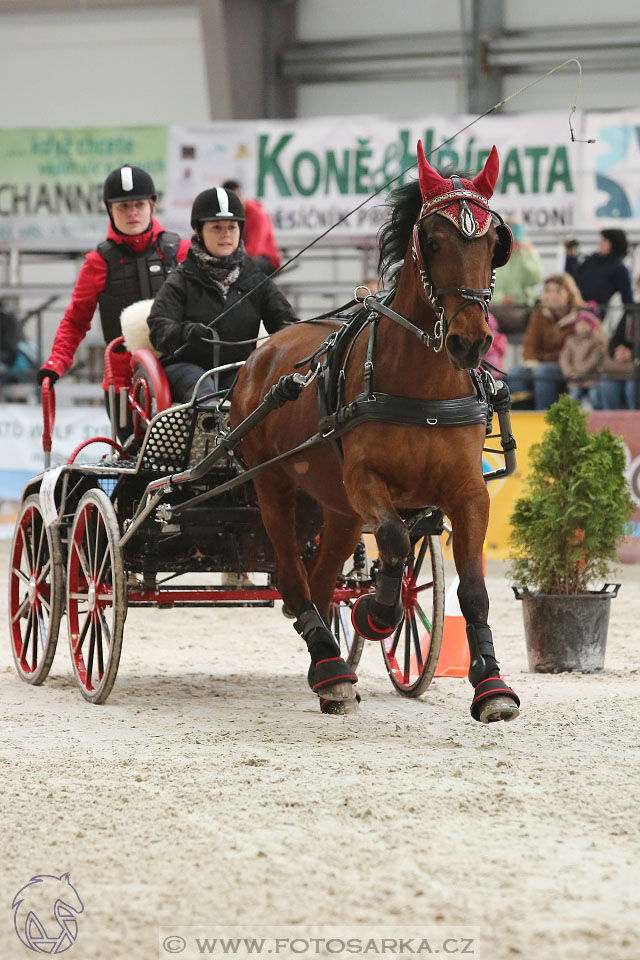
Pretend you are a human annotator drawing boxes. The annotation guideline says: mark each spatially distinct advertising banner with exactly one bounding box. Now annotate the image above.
[0,404,110,538]
[0,126,167,248]
[580,110,640,228]
[166,112,578,238]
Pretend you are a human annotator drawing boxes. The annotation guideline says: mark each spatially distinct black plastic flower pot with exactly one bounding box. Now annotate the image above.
[512,584,621,673]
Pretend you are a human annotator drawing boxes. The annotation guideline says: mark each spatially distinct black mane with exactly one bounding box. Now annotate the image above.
[377,179,423,283]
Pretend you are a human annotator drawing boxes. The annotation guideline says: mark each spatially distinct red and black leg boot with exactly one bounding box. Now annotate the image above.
[351,566,404,641]
[467,622,520,723]
[295,602,358,704]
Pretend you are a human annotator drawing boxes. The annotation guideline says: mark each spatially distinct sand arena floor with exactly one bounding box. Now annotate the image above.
[1,541,639,960]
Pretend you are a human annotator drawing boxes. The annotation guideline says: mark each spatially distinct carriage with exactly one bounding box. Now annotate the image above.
[9,315,453,707]
[10,143,521,720]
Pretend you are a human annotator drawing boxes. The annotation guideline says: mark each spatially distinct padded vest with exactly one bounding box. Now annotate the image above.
[96,231,181,344]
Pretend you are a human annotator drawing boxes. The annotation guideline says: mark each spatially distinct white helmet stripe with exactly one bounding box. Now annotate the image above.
[120,167,134,192]
[215,187,230,216]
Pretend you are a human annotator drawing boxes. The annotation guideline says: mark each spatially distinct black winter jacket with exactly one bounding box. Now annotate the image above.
[148,249,296,369]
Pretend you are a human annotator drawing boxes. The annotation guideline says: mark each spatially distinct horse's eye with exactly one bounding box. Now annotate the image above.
[426,236,439,253]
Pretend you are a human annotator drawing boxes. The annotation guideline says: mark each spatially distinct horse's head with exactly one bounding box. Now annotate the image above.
[414,142,512,370]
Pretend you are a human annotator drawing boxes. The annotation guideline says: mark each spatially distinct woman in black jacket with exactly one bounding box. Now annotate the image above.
[148,186,296,400]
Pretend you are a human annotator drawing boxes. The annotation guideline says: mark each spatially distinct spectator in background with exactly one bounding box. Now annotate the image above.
[597,273,640,409]
[507,273,589,410]
[485,312,508,372]
[573,229,633,315]
[564,238,580,280]
[222,180,281,275]
[492,220,544,310]
[0,299,21,384]
[559,310,607,410]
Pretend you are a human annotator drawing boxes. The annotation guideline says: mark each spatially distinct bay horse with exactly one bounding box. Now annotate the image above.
[231,142,520,723]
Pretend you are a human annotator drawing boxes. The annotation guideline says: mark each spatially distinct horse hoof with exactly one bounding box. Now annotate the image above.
[318,680,356,702]
[320,697,359,715]
[478,696,520,724]
[281,603,296,619]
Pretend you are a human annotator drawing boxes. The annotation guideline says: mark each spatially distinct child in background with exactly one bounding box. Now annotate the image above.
[485,312,508,371]
[559,310,606,410]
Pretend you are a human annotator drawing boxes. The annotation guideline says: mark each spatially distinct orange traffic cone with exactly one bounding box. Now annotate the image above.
[434,552,486,678]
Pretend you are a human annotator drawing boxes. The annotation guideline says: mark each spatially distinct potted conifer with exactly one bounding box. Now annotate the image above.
[509,395,634,672]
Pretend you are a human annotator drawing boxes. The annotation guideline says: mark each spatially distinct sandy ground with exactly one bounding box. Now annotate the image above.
[1,539,639,960]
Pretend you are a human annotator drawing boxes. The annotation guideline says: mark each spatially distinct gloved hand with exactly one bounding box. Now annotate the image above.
[37,368,60,387]
[183,322,215,345]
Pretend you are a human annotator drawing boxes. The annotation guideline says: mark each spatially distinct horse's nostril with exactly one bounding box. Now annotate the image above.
[447,334,469,358]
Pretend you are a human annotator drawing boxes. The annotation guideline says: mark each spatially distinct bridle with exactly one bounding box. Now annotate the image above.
[411,176,511,353]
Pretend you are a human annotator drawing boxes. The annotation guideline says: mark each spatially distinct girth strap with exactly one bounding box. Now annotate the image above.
[319,392,489,434]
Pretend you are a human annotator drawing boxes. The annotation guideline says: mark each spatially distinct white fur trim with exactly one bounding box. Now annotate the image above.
[120,299,160,356]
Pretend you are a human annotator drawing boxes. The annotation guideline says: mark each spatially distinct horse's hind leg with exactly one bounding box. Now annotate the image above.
[449,483,520,723]
[343,469,410,640]
[252,471,358,704]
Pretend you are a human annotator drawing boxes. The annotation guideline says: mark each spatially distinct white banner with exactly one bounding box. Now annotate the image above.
[0,404,110,538]
[166,112,579,238]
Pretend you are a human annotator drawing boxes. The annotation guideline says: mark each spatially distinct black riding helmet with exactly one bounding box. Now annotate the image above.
[103,166,157,205]
[190,187,245,234]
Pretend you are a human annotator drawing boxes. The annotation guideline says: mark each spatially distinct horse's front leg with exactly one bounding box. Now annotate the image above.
[344,468,409,640]
[449,482,520,724]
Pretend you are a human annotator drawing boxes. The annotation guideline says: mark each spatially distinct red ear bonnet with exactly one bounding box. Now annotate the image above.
[416,141,500,238]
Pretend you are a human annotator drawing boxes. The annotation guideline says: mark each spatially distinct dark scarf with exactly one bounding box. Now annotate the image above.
[190,237,245,298]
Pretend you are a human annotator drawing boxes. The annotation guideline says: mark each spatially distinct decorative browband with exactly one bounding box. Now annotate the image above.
[421,189,491,214]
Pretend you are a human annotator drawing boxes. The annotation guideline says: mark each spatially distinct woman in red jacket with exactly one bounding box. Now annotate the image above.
[37,165,190,414]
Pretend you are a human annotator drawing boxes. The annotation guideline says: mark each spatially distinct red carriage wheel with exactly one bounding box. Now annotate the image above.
[9,494,65,685]
[67,488,126,704]
[381,535,444,697]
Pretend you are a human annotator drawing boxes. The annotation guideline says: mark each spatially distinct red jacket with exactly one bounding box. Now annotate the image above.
[242,199,281,271]
[42,219,189,388]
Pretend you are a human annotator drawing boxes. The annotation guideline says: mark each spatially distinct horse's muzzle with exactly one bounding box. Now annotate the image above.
[446,333,493,370]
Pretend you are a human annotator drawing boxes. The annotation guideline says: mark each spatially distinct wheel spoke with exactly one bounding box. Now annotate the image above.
[388,619,403,657]
[74,611,91,653]
[12,566,30,587]
[413,538,428,578]
[22,606,34,661]
[93,511,102,576]
[414,600,433,633]
[29,510,36,570]
[96,611,106,678]
[31,609,38,670]
[95,542,110,589]
[97,607,112,651]
[86,619,96,686]
[36,558,51,585]
[411,613,423,670]
[36,605,48,650]
[84,506,94,576]
[403,616,411,685]
[34,522,45,578]
[338,605,352,647]
[415,580,434,593]
[73,539,91,586]
[11,594,30,624]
